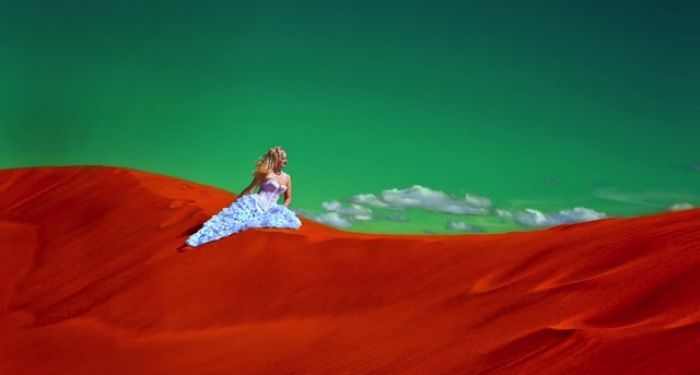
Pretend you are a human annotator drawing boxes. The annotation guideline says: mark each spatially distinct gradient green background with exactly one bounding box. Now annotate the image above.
[1,1,698,234]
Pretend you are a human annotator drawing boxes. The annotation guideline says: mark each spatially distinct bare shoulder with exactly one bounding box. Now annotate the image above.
[284,172,292,185]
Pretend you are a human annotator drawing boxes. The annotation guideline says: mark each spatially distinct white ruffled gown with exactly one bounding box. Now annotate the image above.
[185,178,302,247]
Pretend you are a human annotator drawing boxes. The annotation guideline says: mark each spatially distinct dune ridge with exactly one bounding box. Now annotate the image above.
[1,165,699,374]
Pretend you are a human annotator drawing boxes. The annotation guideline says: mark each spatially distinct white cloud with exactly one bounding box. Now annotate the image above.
[315,212,352,228]
[321,200,342,211]
[291,201,377,229]
[512,207,607,228]
[445,220,484,233]
[495,208,514,220]
[379,185,491,215]
[292,208,352,228]
[349,193,392,208]
[321,200,374,221]
[594,188,697,208]
[669,202,695,211]
[464,193,492,208]
[515,208,550,227]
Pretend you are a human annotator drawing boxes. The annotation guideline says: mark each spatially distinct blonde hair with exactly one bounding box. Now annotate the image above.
[252,146,286,177]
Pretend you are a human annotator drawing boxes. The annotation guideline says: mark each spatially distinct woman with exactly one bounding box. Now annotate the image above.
[181,146,302,248]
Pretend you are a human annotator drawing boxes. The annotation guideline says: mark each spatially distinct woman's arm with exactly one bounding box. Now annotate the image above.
[283,175,292,207]
[235,173,264,201]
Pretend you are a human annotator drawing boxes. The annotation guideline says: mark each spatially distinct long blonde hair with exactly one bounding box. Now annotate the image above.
[252,146,286,177]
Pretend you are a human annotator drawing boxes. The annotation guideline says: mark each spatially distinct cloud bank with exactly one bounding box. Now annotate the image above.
[297,184,609,232]
[496,207,607,228]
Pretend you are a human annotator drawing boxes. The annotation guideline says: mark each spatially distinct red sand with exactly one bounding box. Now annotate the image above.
[1,165,699,374]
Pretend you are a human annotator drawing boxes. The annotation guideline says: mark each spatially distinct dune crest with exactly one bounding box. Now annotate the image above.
[1,166,699,374]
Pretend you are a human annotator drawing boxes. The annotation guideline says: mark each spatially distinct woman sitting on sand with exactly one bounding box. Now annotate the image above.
[180,146,302,249]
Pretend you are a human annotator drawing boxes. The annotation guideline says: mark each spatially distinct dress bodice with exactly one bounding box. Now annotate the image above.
[257,178,288,195]
[255,178,287,210]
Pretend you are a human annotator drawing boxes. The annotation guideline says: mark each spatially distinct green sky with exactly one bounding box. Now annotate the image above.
[1,0,698,234]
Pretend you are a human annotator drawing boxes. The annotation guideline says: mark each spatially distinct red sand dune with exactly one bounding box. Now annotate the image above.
[1,165,699,374]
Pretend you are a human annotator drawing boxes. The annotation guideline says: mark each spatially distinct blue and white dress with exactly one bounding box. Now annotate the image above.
[185,177,302,247]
